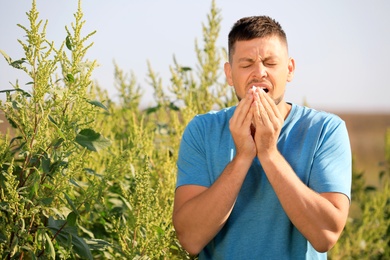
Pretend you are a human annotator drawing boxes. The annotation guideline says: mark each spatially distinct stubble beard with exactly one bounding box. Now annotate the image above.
[235,92,283,105]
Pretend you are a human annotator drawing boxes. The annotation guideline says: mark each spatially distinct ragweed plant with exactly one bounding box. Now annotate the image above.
[0,1,110,259]
[82,65,186,259]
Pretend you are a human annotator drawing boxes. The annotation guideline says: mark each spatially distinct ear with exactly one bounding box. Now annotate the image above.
[287,58,295,82]
[224,62,234,86]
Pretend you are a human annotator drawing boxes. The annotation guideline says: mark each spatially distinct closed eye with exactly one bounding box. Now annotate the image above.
[262,56,279,67]
[240,62,253,68]
[264,61,277,67]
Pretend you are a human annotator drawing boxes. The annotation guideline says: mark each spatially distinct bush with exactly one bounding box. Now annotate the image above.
[329,129,390,259]
[0,0,232,259]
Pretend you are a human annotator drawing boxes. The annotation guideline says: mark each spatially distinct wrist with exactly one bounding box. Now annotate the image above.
[257,148,280,164]
[232,152,254,170]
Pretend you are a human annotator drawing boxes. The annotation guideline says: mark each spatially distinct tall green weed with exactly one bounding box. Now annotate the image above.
[0,0,230,259]
[0,1,112,259]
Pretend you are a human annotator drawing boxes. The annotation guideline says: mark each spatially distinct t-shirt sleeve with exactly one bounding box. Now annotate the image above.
[176,116,211,189]
[309,117,352,200]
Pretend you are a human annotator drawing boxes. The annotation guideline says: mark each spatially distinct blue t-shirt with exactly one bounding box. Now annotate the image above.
[176,103,352,259]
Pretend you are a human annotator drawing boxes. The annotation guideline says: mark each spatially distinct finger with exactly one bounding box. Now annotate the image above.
[258,90,278,126]
[230,90,254,127]
[262,90,283,120]
[253,91,270,127]
[251,99,261,127]
[252,92,267,128]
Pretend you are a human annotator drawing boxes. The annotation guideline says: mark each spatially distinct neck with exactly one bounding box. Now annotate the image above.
[278,101,292,120]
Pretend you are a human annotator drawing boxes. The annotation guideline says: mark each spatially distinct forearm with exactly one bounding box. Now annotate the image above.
[173,156,251,255]
[259,151,349,252]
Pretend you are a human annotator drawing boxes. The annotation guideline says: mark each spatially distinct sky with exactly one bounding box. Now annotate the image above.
[1,0,390,113]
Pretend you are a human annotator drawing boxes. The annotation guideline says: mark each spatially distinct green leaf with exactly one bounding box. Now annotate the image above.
[42,153,50,174]
[180,66,192,72]
[10,136,23,145]
[108,198,123,208]
[40,197,54,206]
[11,141,26,154]
[66,35,73,50]
[155,225,165,237]
[64,193,79,215]
[10,58,26,69]
[30,180,39,197]
[70,178,81,188]
[5,115,18,129]
[75,129,111,152]
[0,88,31,97]
[48,217,93,260]
[120,195,133,211]
[365,186,377,192]
[48,115,58,125]
[85,238,111,251]
[66,73,75,83]
[169,102,180,111]
[84,168,103,178]
[78,225,94,239]
[44,232,55,260]
[145,105,160,114]
[48,117,66,139]
[52,138,65,148]
[9,235,18,257]
[70,234,93,260]
[0,230,7,243]
[86,99,109,112]
[67,211,77,226]
[0,49,11,64]
[48,217,68,232]
[12,100,20,109]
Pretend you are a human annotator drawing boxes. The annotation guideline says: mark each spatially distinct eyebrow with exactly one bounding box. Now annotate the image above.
[237,57,256,63]
[237,55,279,63]
[262,56,280,63]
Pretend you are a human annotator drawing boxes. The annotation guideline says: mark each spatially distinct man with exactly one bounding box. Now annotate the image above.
[173,16,351,259]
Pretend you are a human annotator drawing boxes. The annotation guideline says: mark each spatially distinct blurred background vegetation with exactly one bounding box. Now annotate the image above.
[0,0,389,259]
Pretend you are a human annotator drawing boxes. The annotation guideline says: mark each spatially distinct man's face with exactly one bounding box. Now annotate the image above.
[224,36,295,106]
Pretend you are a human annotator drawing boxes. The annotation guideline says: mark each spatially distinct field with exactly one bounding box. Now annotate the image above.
[337,113,390,186]
[1,111,389,185]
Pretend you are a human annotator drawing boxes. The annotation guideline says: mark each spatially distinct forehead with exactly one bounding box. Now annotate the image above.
[231,36,288,60]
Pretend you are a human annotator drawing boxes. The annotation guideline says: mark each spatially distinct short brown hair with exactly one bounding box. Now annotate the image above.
[228,16,288,61]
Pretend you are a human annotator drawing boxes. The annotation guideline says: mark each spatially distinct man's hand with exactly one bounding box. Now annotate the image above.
[251,89,284,157]
[229,88,257,160]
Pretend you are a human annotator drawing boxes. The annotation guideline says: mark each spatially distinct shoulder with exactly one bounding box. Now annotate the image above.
[180,106,236,145]
[187,106,236,130]
[293,106,351,157]
[284,104,349,145]
[289,104,345,128]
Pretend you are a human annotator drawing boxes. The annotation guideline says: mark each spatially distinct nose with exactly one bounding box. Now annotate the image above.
[253,61,267,78]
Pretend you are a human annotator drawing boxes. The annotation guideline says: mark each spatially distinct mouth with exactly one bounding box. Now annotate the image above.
[251,85,269,93]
